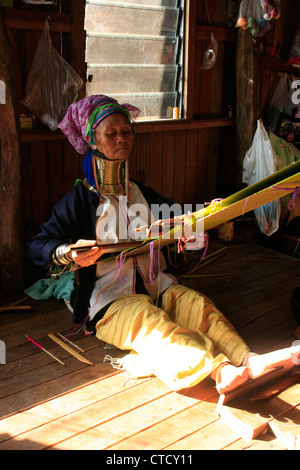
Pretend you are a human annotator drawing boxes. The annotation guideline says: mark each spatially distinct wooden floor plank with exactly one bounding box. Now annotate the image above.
[0,371,126,443]
[0,351,126,419]
[0,377,170,450]
[108,406,218,450]
[107,381,220,450]
[219,382,300,441]
[4,302,82,334]
[223,432,287,450]
[0,297,64,326]
[232,292,293,333]
[245,319,297,353]
[182,243,299,296]
[216,275,300,319]
[163,420,241,450]
[0,333,100,380]
[199,255,299,302]
[46,387,203,450]
[0,342,118,400]
[268,405,300,450]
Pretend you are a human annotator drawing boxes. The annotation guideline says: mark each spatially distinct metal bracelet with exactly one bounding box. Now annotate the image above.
[52,244,71,266]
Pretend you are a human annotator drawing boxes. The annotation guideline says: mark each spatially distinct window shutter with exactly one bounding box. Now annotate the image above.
[85,0,184,120]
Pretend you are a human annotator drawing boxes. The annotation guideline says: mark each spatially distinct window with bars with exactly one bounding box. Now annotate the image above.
[85,0,185,120]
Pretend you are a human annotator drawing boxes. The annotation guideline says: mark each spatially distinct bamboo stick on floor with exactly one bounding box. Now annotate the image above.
[48,333,94,366]
[56,332,85,353]
[25,335,65,366]
[0,296,31,312]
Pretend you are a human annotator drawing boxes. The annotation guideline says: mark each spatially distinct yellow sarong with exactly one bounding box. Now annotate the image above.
[95,284,249,391]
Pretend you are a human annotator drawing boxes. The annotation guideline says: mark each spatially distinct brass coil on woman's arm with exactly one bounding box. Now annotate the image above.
[51,244,72,265]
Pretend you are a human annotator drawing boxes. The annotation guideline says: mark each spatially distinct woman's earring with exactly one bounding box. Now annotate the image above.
[93,145,97,150]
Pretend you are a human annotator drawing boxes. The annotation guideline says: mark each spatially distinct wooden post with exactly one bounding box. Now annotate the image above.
[235,29,260,187]
[69,0,86,100]
[184,0,197,120]
[0,7,24,295]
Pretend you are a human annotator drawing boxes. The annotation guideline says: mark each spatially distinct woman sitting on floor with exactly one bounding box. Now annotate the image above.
[29,95,300,395]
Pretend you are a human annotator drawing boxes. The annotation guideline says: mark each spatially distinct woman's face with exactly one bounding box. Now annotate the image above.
[93,113,134,160]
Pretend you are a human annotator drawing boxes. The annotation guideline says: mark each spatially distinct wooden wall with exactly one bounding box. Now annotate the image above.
[3,0,86,245]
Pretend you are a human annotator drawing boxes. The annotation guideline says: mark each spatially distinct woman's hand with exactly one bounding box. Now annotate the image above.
[68,239,104,267]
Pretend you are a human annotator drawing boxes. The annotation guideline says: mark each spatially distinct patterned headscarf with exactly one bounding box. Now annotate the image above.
[58,95,141,154]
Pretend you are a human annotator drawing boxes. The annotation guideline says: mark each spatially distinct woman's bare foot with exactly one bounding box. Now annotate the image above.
[214,344,300,394]
[215,363,249,394]
[247,345,300,378]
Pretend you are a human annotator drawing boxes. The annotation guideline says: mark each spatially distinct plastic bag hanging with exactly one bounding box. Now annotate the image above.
[200,33,218,70]
[236,0,281,37]
[22,19,83,131]
[242,120,281,236]
[266,74,295,132]
[287,26,300,67]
